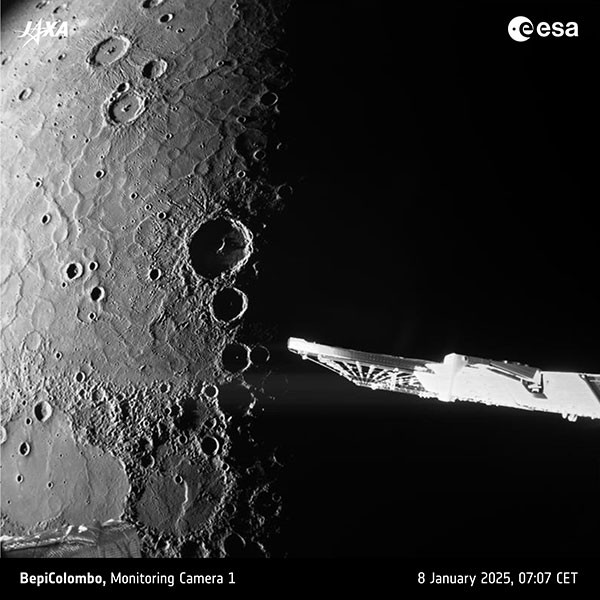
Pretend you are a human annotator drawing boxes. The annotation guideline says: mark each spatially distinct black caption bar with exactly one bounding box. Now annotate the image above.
[3,558,600,594]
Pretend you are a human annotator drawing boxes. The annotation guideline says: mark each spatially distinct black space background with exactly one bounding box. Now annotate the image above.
[247,1,600,558]
[2,0,598,565]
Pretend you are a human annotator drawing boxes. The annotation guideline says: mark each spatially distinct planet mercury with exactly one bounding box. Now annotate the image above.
[0,0,289,557]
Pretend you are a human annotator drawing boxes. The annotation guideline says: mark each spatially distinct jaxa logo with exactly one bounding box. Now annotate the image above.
[15,19,69,47]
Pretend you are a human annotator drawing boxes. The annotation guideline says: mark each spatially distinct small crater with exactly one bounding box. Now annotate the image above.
[106,91,145,125]
[223,533,245,556]
[253,149,266,161]
[90,286,105,302]
[47,481,54,489]
[211,287,247,323]
[142,0,165,7]
[142,58,167,80]
[34,400,53,422]
[19,442,31,456]
[250,345,270,365]
[18,88,33,101]
[95,169,105,179]
[140,454,154,468]
[64,262,83,280]
[116,82,130,93]
[88,36,131,67]
[159,13,174,23]
[16,474,24,484]
[41,213,51,225]
[0,425,6,445]
[201,436,220,456]
[174,474,183,484]
[148,268,161,281]
[159,382,170,393]
[203,384,219,399]
[189,217,252,279]
[277,184,293,199]
[234,129,268,163]
[221,343,250,373]
[260,91,278,106]
[75,371,86,383]
[89,261,98,271]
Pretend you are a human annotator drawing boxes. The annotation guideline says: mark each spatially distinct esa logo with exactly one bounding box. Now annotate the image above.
[508,16,579,42]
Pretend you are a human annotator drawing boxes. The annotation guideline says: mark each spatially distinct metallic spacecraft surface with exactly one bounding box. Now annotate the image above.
[288,338,600,422]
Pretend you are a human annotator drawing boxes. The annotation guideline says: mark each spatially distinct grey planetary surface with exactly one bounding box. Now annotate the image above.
[0,0,289,557]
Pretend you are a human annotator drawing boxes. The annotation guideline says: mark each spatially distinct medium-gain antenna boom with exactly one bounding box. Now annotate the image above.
[287,337,600,422]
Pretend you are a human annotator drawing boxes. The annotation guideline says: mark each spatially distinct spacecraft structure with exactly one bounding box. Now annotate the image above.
[287,338,600,422]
